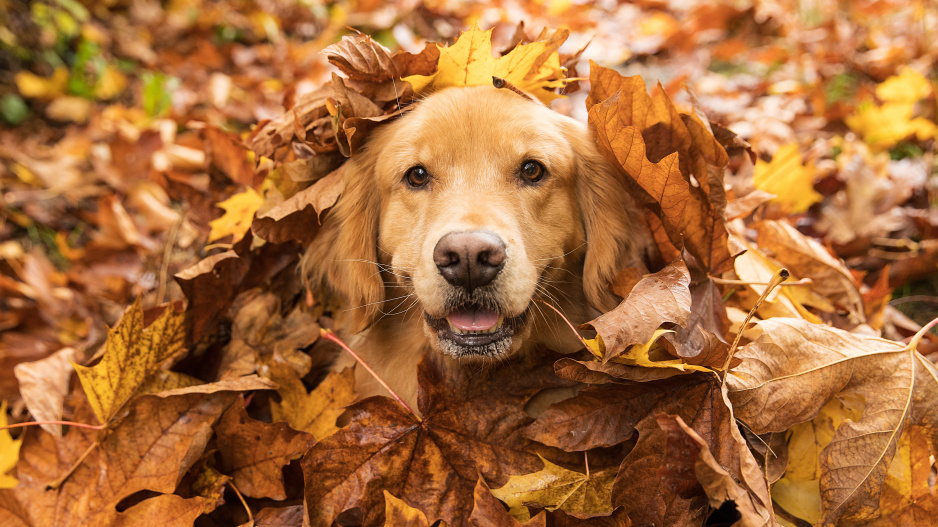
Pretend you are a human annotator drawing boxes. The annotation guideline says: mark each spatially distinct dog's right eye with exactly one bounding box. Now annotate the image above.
[405,166,431,188]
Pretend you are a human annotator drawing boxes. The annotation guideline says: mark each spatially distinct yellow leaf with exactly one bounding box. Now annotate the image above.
[95,65,127,100]
[208,187,263,244]
[73,298,186,423]
[490,454,615,518]
[846,101,938,150]
[15,67,68,99]
[752,142,822,213]
[403,23,568,105]
[876,68,933,104]
[270,366,357,441]
[609,328,711,372]
[772,393,865,524]
[0,401,21,489]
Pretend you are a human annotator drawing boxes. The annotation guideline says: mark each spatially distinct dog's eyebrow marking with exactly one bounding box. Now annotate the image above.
[492,76,538,103]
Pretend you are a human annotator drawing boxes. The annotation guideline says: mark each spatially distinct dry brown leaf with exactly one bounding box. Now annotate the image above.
[585,260,691,362]
[383,491,434,527]
[13,347,76,436]
[303,353,572,527]
[214,399,315,500]
[727,318,934,524]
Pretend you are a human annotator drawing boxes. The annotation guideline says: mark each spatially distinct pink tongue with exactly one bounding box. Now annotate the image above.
[447,308,499,331]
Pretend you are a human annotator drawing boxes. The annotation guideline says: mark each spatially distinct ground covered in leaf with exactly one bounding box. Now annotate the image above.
[1,1,938,526]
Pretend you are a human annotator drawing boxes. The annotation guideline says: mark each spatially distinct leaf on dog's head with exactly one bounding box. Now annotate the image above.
[402,23,569,105]
[303,352,573,527]
[586,62,738,274]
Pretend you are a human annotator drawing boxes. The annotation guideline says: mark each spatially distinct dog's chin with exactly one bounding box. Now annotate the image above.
[424,306,529,360]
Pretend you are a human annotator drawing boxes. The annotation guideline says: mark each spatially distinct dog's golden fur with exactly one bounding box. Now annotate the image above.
[302,86,647,407]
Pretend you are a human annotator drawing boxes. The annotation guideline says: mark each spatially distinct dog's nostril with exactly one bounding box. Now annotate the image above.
[434,230,507,291]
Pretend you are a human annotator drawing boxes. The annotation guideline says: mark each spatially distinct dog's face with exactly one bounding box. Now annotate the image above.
[305,85,640,362]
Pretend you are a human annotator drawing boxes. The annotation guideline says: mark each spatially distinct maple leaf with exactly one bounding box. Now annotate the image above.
[302,352,573,527]
[846,68,938,150]
[402,23,569,105]
[0,402,20,489]
[209,187,264,244]
[868,425,938,525]
[751,142,823,213]
[73,298,187,423]
[1,392,235,526]
[490,454,615,519]
[586,63,737,274]
[726,318,938,525]
[214,399,315,500]
[270,365,356,441]
[383,491,434,527]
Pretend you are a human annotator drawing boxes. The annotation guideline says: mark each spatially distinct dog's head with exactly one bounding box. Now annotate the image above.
[304,85,643,360]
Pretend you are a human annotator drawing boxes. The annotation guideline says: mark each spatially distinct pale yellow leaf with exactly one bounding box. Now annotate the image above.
[490,454,615,517]
[0,401,20,489]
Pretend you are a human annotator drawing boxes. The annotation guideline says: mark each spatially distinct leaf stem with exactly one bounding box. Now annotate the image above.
[533,299,594,351]
[907,314,938,352]
[320,328,422,422]
[720,268,789,386]
[229,481,253,523]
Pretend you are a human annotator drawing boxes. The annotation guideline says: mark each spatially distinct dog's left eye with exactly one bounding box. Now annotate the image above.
[519,160,545,183]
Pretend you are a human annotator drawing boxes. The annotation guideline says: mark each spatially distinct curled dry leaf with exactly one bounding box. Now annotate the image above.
[13,346,76,436]
[754,220,864,319]
[657,415,776,527]
[727,318,938,525]
[214,400,315,500]
[252,165,344,245]
[585,259,691,362]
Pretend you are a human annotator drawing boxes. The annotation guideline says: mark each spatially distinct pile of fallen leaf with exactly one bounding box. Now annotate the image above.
[1,1,938,526]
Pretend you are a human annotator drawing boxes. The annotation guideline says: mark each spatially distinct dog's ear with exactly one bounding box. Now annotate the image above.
[300,155,384,332]
[568,122,648,313]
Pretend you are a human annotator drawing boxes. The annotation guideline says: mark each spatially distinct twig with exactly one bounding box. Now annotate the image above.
[533,299,594,352]
[492,76,537,102]
[907,314,938,352]
[48,441,99,489]
[0,420,106,432]
[710,276,810,287]
[229,481,253,524]
[720,268,789,386]
[157,211,185,305]
[320,329,422,422]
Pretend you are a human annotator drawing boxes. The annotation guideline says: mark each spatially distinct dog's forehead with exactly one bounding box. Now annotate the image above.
[393,86,572,158]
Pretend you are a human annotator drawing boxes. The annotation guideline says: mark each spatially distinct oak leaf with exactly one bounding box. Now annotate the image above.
[586,64,736,273]
[73,298,186,423]
[402,23,568,105]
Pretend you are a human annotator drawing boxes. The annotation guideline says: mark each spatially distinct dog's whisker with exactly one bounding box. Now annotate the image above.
[531,243,587,262]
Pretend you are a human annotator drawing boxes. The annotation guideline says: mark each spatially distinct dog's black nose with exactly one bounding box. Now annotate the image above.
[433,230,507,291]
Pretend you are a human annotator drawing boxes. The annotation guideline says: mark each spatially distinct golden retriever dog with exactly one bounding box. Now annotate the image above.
[302,85,647,407]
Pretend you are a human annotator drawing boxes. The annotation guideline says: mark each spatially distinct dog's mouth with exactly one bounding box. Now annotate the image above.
[425,304,528,359]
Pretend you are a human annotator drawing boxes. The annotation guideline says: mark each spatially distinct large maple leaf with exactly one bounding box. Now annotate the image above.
[302,351,574,526]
